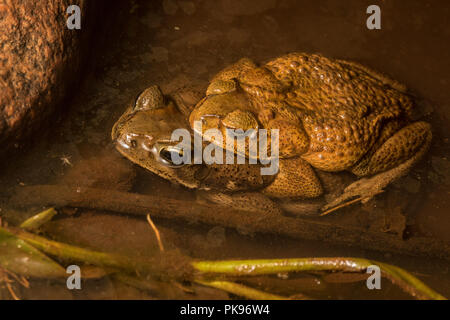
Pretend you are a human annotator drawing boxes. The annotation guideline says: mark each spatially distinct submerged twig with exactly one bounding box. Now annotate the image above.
[147,214,164,252]
[5,280,19,300]
[0,266,29,300]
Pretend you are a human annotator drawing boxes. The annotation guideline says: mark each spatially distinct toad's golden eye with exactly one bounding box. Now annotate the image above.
[157,147,186,168]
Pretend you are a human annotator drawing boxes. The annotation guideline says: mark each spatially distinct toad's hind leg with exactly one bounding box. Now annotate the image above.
[322,121,432,213]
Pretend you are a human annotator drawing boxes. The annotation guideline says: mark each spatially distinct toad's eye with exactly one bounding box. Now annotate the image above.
[157,147,186,168]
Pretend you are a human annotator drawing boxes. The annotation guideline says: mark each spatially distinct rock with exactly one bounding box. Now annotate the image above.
[0,0,100,155]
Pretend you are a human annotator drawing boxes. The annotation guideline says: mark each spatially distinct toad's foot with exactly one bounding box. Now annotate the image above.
[320,176,386,215]
[322,121,432,215]
[321,151,429,216]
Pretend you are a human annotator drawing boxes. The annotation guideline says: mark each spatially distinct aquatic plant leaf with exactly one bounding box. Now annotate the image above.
[20,208,57,230]
[0,227,66,278]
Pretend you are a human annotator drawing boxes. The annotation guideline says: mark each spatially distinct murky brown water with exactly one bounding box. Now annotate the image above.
[1,0,449,299]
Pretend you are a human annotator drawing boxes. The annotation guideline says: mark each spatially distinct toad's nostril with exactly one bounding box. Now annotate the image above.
[130,140,137,148]
[140,137,154,152]
[115,135,131,150]
[199,115,221,130]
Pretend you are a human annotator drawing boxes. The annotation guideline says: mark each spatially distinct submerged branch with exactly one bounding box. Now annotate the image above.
[10,185,450,261]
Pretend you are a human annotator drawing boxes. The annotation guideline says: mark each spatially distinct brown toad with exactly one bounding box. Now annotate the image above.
[111,86,345,216]
[189,53,432,211]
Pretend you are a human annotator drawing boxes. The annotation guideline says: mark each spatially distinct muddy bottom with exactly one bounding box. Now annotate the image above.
[1,0,449,299]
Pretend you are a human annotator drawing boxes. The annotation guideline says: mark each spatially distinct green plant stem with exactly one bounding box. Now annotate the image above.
[195,280,289,300]
[3,226,446,300]
[191,258,447,300]
[4,227,155,274]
